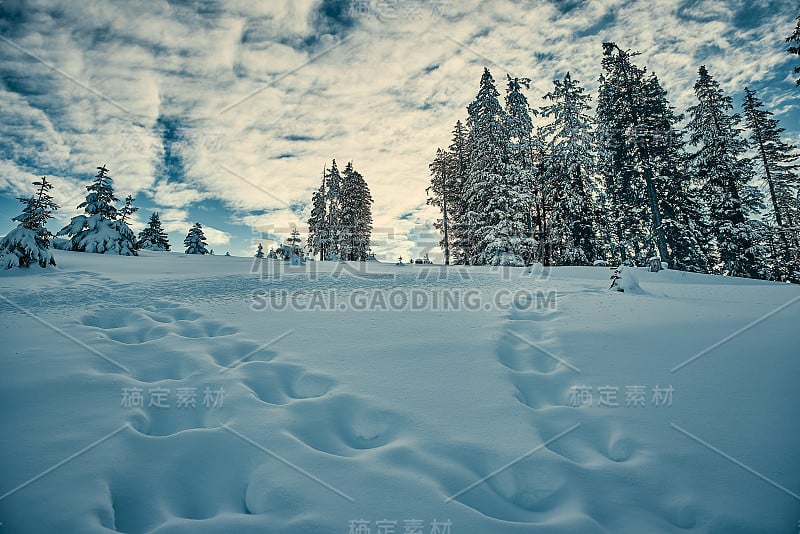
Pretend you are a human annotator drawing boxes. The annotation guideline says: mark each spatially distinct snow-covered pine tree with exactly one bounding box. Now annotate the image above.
[184,223,209,255]
[426,147,458,264]
[446,120,471,264]
[58,165,137,256]
[540,72,598,265]
[339,162,355,261]
[340,162,373,261]
[594,191,615,261]
[743,86,800,281]
[597,50,650,265]
[325,160,343,260]
[640,73,710,273]
[307,168,329,261]
[119,195,137,225]
[287,228,304,257]
[504,75,538,265]
[687,66,767,278]
[596,43,669,267]
[115,194,139,253]
[255,242,265,258]
[787,12,800,85]
[137,212,170,251]
[463,68,526,266]
[0,177,59,269]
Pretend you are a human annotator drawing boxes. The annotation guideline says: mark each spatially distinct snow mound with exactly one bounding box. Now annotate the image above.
[609,265,643,293]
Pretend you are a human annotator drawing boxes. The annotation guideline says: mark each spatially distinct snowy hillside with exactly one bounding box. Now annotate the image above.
[1,252,798,533]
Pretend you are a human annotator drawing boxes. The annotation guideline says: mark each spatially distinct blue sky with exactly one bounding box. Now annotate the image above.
[1,0,798,259]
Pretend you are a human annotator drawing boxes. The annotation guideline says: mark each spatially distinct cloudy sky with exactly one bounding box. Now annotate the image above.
[1,0,798,259]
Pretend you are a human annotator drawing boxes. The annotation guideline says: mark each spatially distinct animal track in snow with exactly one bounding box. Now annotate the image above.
[79,305,237,346]
[510,373,572,411]
[285,394,406,457]
[239,361,335,405]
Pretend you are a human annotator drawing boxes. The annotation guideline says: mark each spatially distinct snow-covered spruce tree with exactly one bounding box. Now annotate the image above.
[287,228,304,257]
[743,86,800,281]
[184,223,209,255]
[597,50,651,265]
[119,195,137,225]
[596,43,669,266]
[687,66,767,278]
[463,68,526,266]
[137,212,170,251]
[254,242,265,259]
[275,229,304,260]
[0,177,59,269]
[788,12,800,85]
[324,160,343,260]
[307,168,329,261]
[340,162,373,261]
[540,72,599,265]
[504,75,538,264]
[640,73,710,273]
[427,147,458,264]
[116,194,139,252]
[58,165,137,256]
[446,120,471,264]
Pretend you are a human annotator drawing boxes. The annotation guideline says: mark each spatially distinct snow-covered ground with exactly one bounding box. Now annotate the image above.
[1,251,798,533]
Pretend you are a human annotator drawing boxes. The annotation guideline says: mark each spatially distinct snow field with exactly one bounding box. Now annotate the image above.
[1,251,798,532]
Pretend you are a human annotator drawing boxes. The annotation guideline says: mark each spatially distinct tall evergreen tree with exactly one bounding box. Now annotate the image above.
[58,165,137,256]
[325,160,343,259]
[427,147,456,265]
[540,72,598,265]
[743,86,800,280]
[0,177,59,269]
[641,73,710,272]
[307,168,329,261]
[446,120,471,264]
[596,43,670,266]
[254,242,265,259]
[464,68,527,266]
[137,212,170,251]
[184,223,209,255]
[340,161,373,261]
[687,66,766,278]
[787,12,800,85]
[504,75,538,264]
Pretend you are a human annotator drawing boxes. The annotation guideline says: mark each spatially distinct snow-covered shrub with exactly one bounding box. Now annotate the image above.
[1,226,56,269]
[609,266,641,292]
[60,216,137,255]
